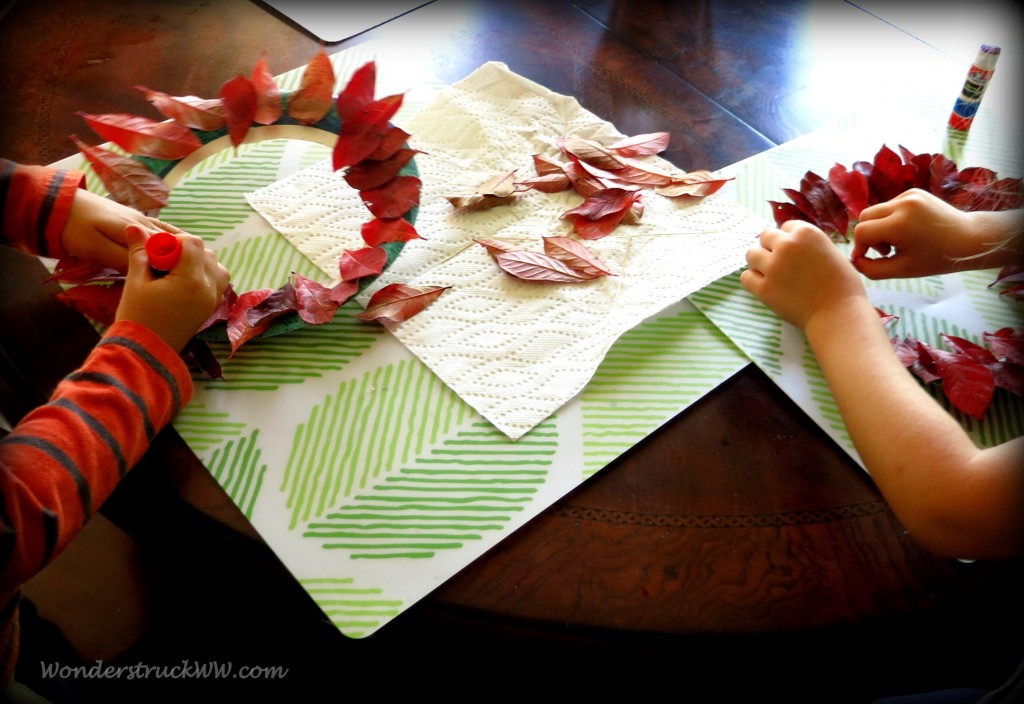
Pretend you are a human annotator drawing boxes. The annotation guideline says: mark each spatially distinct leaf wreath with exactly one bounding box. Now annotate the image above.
[52,51,447,379]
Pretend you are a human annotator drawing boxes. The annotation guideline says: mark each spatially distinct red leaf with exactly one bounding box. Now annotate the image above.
[47,254,122,284]
[339,246,388,281]
[227,288,274,356]
[71,135,170,211]
[563,187,639,221]
[245,283,298,328]
[367,126,411,161]
[134,86,226,131]
[827,163,870,218]
[516,173,571,193]
[563,161,609,197]
[655,170,733,198]
[182,337,224,380]
[197,284,238,334]
[220,75,257,148]
[870,145,917,202]
[532,154,566,176]
[941,333,998,365]
[343,148,418,191]
[56,283,123,326]
[288,48,335,124]
[250,54,283,125]
[360,175,421,219]
[474,238,519,258]
[77,111,201,160]
[983,328,1024,366]
[495,250,595,282]
[360,217,421,246]
[336,61,376,121]
[927,347,995,420]
[607,132,670,157]
[570,209,632,240]
[356,284,449,324]
[542,236,614,277]
[332,94,404,170]
[292,273,357,324]
[558,136,627,171]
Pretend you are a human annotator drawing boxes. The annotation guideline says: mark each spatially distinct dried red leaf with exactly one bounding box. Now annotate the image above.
[495,250,595,282]
[336,61,376,121]
[56,283,123,326]
[927,346,995,420]
[563,187,639,221]
[250,54,283,125]
[607,131,670,157]
[182,337,224,380]
[288,48,335,125]
[367,125,411,161]
[558,136,626,171]
[220,75,257,148]
[356,283,449,324]
[343,148,419,191]
[47,254,122,284]
[542,236,614,277]
[360,217,421,246]
[227,288,274,356]
[532,154,566,176]
[134,86,226,131]
[827,163,870,218]
[197,284,238,334]
[516,173,571,193]
[983,327,1024,366]
[332,94,404,170]
[71,135,170,211]
[474,238,519,258]
[339,246,388,281]
[77,111,202,160]
[292,273,358,324]
[360,175,421,219]
[655,170,733,198]
[445,193,517,211]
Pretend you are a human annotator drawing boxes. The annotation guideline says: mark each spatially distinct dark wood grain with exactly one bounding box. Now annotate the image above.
[2,0,1022,700]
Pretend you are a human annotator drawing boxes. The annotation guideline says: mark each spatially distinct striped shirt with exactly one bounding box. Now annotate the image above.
[0,160,194,686]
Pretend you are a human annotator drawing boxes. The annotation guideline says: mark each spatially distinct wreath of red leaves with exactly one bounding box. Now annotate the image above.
[51,51,448,379]
[773,144,1024,419]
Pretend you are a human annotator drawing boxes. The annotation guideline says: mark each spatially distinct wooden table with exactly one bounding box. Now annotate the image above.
[2,1,1022,701]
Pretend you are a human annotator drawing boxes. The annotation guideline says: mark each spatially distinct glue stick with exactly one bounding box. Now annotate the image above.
[948,44,1000,132]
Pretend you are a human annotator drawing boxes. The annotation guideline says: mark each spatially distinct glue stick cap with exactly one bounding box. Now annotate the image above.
[146,231,182,271]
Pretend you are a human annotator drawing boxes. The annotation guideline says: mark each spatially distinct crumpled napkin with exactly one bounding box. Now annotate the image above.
[247,61,763,440]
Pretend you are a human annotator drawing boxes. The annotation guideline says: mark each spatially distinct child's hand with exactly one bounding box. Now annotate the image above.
[62,189,180,271]
[852,189,987,279]
[115,225,230,352]
[740,220,867,331]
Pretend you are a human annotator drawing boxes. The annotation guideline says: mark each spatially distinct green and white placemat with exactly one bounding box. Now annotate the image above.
[58,43,752,637]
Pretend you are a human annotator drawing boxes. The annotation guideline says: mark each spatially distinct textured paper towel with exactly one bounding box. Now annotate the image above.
[247,61,763,439]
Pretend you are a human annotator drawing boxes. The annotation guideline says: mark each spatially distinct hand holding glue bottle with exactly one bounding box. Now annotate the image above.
[116,226,230,352]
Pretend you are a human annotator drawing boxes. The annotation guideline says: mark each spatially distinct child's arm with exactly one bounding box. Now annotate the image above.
[741,220,1024,560]
[0,158,177,270]
[1,186,229,589]
[852,188,1023,279]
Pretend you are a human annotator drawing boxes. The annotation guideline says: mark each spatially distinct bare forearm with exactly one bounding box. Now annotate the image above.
[804,298,1024,558]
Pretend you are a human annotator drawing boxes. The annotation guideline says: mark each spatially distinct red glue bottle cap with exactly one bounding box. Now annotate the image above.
[146,232,182,271]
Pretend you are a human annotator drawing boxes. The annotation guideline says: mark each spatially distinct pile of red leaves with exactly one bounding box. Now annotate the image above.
[448,132,732,241]
[885,320,1024,420]
[55,52,445,378]
[770,144,1024,240]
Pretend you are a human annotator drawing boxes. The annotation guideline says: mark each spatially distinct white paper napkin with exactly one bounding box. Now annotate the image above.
[247,61,764,439]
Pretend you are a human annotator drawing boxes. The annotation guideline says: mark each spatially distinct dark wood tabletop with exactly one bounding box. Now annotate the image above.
[2,1,1022,701]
